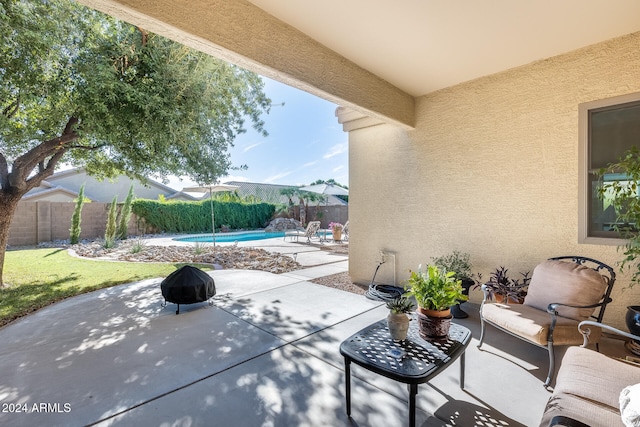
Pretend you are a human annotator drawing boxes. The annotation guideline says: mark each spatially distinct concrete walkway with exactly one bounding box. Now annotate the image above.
[0,237,577,426]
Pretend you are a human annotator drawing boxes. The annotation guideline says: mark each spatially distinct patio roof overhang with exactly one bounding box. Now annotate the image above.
[77,0,640,131]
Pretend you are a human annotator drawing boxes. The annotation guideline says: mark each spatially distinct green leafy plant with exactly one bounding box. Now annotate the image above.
[597,146,640,287]
[385,297,414,314]
[403,264,467,311]
[69,184,85,244]
[481,267,530,301]
[432,250,473,280]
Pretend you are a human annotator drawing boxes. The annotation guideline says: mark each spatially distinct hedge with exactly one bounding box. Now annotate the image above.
[131,199,276,233]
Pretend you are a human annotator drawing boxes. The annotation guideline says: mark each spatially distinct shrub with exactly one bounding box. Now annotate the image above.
[117,185,135,240]
[104,196,118,248]
[131,199,276,233]
[69,184,85,244]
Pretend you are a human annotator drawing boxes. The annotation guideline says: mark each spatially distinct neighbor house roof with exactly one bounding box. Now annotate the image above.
[22,167,197,202]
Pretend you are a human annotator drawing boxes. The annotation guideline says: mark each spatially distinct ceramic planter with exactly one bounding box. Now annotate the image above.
[416,307,452,339]
[387,313,410,340]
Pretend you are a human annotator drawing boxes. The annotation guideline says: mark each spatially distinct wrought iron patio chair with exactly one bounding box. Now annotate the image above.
[477,256,616,388]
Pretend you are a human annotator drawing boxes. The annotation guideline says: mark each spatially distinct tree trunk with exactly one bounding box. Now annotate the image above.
[0,192,22,287]
[299,199,306,227]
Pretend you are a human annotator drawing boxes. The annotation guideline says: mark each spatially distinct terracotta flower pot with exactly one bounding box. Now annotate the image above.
[387,313,410,340]
[494,293,524,304]
[418,306,451,318]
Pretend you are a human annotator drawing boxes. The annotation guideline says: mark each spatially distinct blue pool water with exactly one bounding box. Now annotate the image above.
[174,231,285,243]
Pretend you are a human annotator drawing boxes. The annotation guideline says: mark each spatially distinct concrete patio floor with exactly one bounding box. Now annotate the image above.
[0,237,631,426]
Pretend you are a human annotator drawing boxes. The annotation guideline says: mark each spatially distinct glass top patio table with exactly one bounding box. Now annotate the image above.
[339,315,471,427]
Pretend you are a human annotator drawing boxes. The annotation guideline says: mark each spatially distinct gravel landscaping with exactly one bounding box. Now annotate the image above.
[56,237,366,295]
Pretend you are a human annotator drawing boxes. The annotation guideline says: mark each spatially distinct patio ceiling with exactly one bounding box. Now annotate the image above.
[77,0,640,127]
[247,0,640,97]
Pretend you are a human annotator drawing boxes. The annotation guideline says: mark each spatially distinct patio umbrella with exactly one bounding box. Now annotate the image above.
[298,183,349,196]
[182,183,239,246]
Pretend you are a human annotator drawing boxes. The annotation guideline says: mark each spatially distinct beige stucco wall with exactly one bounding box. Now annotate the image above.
[349,32,640,329]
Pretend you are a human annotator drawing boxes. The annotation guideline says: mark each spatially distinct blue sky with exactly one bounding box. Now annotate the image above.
[168,77,349,190]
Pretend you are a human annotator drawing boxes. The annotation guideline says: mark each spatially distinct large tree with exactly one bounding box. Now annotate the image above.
[0,0,271,285]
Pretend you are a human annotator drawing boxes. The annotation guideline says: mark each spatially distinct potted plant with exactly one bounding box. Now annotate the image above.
[597,146,640,332]
[385,297,414,340]
[481,266,530,303]
[432,251,474,318]
[403,264,467,339]
[328,222,343,241]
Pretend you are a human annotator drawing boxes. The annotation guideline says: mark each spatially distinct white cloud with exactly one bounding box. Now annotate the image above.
[332,165,344,173]
[323,143,348,159]
[264,170,293,183]
[243,142,263,152]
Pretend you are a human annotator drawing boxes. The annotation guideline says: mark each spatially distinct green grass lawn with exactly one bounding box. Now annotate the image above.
[0,248,208,328]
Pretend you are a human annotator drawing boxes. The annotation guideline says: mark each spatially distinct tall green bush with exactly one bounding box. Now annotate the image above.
[69,184,85,244]
[131,199,275,233]
[597,146,640,286]
[117,185,135,240]
[104,196,118,248]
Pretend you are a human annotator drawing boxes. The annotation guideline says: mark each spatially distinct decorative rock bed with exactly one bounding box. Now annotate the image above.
[68,239,301,274]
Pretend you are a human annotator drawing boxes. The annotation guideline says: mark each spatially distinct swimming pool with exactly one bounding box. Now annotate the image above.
[174,231,285,243]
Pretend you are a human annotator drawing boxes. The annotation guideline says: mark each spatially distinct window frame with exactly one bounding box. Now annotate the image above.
[579,91,640,245]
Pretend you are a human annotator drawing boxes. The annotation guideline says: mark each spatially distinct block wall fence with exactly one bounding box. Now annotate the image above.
[8,202,140,246]
[7,201,348,246]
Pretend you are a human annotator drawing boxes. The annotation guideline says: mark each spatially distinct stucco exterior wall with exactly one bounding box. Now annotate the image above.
[349,32,640,329]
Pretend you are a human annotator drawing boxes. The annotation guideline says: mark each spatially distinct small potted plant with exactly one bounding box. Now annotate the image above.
[432,251,475,318]
[328,222,343,241]
[403,264,467,338]
[386,297,414,340]
[481,266,531,303]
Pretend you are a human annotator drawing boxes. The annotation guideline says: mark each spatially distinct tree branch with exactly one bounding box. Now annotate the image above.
[26,148,67,189]
[137,26,148,46]
[2,98,20,118]
[65,143,106,151]
[9,116,79,188]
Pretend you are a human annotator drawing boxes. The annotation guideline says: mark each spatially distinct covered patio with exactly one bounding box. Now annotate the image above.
[0,237,631,426]
[0,264,581,426]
